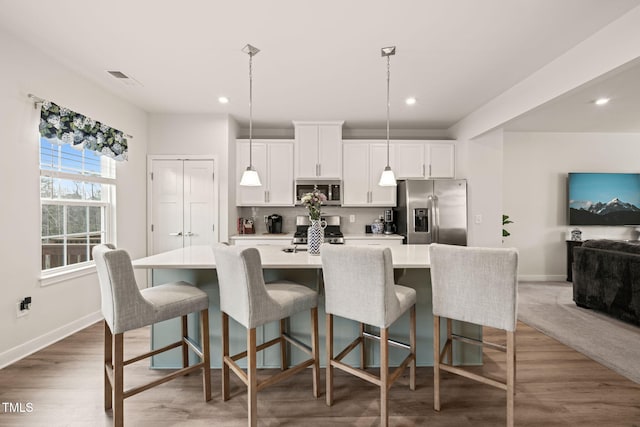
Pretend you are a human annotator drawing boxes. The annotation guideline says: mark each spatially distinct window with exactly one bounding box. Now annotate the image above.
[40,138,116,272]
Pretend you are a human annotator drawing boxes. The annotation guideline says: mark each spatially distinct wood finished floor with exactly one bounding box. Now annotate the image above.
[1,321,639,426]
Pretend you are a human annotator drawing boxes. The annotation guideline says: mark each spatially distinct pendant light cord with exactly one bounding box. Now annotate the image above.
[386,54,391,168]
[249,52,254,169]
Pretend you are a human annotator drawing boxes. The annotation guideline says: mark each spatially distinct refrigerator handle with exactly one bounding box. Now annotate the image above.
[432,195,440,243]
[427,195,435,242]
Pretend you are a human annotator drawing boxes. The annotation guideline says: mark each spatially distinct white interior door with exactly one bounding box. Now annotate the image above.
[150,158,216,255]
[151,160,184,254]
[183,160,214,247]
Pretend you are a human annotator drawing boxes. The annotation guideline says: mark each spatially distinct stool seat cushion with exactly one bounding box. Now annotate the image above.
[263,281,318,325]
[393,285,417,325]
[141,283,209,326]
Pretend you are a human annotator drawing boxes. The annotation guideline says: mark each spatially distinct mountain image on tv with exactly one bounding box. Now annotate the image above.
[569,173,640,226]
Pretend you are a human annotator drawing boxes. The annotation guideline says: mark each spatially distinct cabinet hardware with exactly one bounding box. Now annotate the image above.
[169,232,183,236]
[429,164,432,177]
[422,164,425,177]
[184,232,194,237]
[318,164,321,176]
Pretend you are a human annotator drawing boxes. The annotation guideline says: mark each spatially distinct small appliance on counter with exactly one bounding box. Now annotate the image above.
[265,214,283,234]
[383,209,396,235]
[237,217,255,234]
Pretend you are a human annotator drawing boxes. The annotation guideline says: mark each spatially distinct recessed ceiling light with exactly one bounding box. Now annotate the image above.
[594,97,610,106]
[218,96,230,104]
[405,97,417,105]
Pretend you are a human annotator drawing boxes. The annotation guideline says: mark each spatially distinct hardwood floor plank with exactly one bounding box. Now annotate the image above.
[1,321,639,426]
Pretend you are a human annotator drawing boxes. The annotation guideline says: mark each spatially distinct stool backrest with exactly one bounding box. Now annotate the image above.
[93,244,152,334]
[429,243,519,331]
[321,244,399,328]
[213,245,275,329]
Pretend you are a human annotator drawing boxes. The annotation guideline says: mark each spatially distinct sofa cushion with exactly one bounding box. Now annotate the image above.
[581,239,640,254]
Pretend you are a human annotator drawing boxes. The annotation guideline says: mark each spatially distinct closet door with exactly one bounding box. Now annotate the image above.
[150,158,215,255]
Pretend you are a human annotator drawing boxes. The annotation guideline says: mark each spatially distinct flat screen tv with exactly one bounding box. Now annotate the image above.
[568,172,640,226]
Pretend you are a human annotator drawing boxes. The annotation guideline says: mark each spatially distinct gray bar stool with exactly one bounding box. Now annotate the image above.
[213,244,320,427]
[321,244,417,427]
[429,243,519,427]
[93,244,211,427]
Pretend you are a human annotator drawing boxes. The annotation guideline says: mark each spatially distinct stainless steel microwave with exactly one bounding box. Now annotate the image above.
[295,180,342,206]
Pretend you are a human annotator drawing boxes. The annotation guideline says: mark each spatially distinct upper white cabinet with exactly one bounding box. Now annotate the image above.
[293,121,344,179]
[236,139,294,206]
[393,140,455,179]
[342,141,396,207]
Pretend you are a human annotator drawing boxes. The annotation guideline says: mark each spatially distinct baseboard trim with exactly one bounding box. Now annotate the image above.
[0,311,103,369]
[518,274,567,282]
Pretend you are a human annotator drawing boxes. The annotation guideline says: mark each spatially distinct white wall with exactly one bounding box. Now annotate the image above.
[147,114,234,242]
[503,131,640,280]
[0,29,148,367]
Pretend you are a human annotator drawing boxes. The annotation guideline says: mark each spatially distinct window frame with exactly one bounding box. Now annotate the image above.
[39,141,117,285]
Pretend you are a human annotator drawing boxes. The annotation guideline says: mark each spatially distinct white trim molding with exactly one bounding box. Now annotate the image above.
[0,311,102,369]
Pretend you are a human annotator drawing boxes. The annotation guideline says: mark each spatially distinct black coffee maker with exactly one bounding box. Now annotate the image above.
[266,214,283,234]
[383,209,396,235]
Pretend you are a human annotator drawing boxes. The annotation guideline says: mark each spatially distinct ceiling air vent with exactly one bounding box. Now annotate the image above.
[107,70,142,87]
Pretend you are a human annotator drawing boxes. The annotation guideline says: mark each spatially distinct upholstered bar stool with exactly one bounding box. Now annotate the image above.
[429,243,518,427]
[321,244,416,427]
[93,244,211,427]
[213,244,320,427]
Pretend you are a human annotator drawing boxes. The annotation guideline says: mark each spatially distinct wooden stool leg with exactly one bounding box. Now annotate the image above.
[280,318,287,371]
[359,322,366,369]
[222,312,230,401]
[446,318,453,365]
[433,315,441,411]
[409,305,416,391]
[181,315,189,369]
[380,327,389,427]
[326,314,334,406]
[113,333,124,427]
[248,328,258,427]
[310,307,320,398]
[507,330,516,427]
[103,321,113,411]
[200,309,212,401]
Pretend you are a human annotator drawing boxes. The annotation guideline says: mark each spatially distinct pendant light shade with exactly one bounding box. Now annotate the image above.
[379,46,397,187]
[240,44,262,187]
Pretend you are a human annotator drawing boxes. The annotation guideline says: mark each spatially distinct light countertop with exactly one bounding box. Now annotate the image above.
[133,244,429,269]
[230,233,403,240]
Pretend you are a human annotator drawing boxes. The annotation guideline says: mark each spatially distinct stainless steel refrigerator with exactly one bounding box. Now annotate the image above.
[395,179,467,245]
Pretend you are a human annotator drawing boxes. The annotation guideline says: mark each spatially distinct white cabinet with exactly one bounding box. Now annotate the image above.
[394,140,455,179]
[344,238,403,247]
[342,141,396,207]
[293,121,343,179]
[236,139,294,206]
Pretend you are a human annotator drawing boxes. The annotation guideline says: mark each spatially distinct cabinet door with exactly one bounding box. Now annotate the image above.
[394,142,425,179]
[427,142,455,178]
[342,143,370,206]
[183,160,215,247]
[237,142,267,205]
[266,142,294,205]
[317,124,342,178]
[369,143,396,206]
[295,125,319,178]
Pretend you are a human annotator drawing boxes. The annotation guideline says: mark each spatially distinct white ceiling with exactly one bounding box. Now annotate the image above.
[1,0,639,132]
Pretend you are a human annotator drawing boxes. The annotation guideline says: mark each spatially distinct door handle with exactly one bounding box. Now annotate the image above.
[169,232,183,236]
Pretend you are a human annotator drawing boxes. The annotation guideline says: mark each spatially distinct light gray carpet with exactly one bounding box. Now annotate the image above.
[517,281,640,384]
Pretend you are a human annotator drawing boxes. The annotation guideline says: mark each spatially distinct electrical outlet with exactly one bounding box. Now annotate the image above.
[474,214,482,224]
[349,215,356,223]
[16,302,29,318]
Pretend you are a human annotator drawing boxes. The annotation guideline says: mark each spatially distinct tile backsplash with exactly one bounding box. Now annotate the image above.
[237,206,389,235]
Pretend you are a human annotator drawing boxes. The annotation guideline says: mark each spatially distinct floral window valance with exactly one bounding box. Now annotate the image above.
[39,101,128,162]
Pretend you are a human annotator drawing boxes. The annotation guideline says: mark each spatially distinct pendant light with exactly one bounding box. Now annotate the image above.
[378,46,397,187]
[239,44,262,186]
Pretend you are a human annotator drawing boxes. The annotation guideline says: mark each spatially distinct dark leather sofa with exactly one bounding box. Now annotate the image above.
[572,239,640,326]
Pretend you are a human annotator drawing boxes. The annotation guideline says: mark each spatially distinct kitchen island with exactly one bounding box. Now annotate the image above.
[133,245,481,368]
